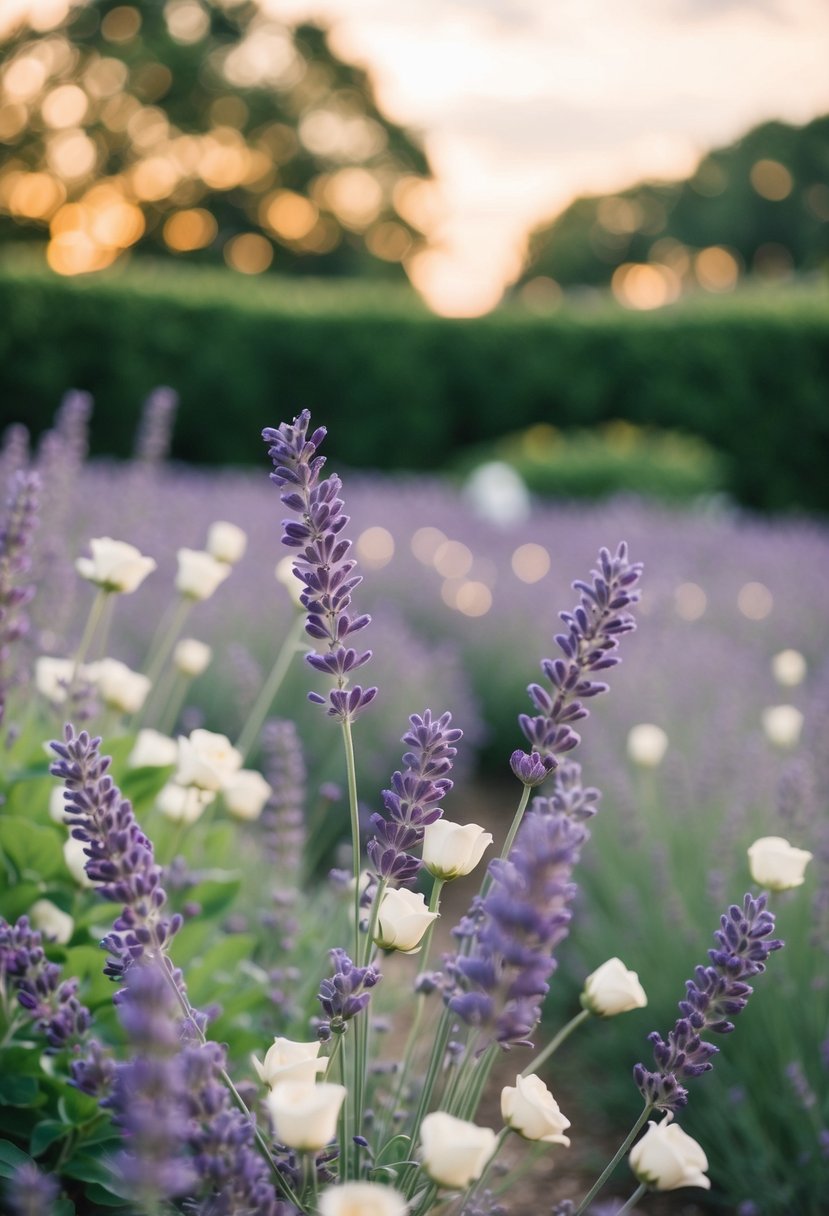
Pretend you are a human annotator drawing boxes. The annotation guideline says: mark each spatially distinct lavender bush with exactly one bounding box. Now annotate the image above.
[0,398,822,1214]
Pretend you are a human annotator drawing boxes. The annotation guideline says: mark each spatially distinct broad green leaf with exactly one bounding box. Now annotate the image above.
[0,881,43,922]
[30,1119,67,1157]
[0,1074,39,1107]
[186,933,256,1005]
[0,1139,34,1179]
[185,872,242,917]
[0,819,65,882]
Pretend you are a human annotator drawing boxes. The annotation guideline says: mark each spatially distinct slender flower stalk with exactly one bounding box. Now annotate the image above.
[0,470,40,728]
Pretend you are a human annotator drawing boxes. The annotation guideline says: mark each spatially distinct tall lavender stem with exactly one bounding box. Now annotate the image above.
[0,470,40,729]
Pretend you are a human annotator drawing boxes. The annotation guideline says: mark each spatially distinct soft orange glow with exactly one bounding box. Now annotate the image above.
[674,581,707,620]
[84,185,144,247]
[46,229,117,275]
[519,276,562,311]
[83,56,129,100]
[356,526,395,568]
[392,175,442,231]
[46,128,97,179]
[100,92,141,133]
[433,539,473,579]
[411,527,446,564]
[298,108,386,161]
[8,171,65,218]
[750,159,793,201]
[198,130,250,190]
[127,106,170,149]
[3,55,48,100]
[164,0,211,45]
[511,543,550,584]
[41,82,87,128]
[365,221,412,261]
[101,5,142,44]
[737,582,773,620]
[597,196,642,234]
[163,208,218,251]
[324,167,382,229]
[224,231,274,273]
[0,104,29,140]
[261,189,318,240]
[131,156,179,201]
[611,262,680,309]
[695,245,739,292]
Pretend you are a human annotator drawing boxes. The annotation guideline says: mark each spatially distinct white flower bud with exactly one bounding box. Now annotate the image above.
[629,1119,710,1191]
[128,729,179,769]
[266,1081,346,1151]
[374,887,438,954]
[175,729,242,791]
[275,555,304,608]
[75,537,156,594]
[206,520,247,565]
[175,548,231,601]
[30,899,74,945]
[35,657,92,705]
[771,648,807,688]
[95,658,151,715]
[419,1111,497,1189]
[252,1038,326,1089]
[173,638,213,677]
[761,705,804,749]
[223,769,272,821]
[156,783,215,824]
[627,723,669,768]
[318,1181,408,1216]
[63,836,93,887]
[581,957,648,1017]
[422,819,493,880]
[500,1073,571,1145]
[747,836,813,891]
[49,784,68,825]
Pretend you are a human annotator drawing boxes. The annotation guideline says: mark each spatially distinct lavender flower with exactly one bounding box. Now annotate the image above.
[261,717,307,876]
[316,947,382,1040]
[634,894,784,1112]
[133,385,178,465]
[0,423,30,496]
[367,710,462,886]
[5,1162,59,1216]
[0,915,90,1048]
[263,410,376,722]
[0,470,40,726]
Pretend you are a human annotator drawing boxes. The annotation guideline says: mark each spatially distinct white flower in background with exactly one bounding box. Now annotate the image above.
[318,1182,409,1216]
[500,1074,571,1145]
[275,555,304,607]
[581,957,648,1017]
[422,819,493,880]
[75,537,157,594]
[49,785,68,825]
[206,520,247,565]
[30,900,74,945]
[63,837,93,887]
[175,548,231,601]
[252,1038,326,1089]
[173,638,212,677]
[175,729,242,791]
[419,1112,497,1189]
[35,657,77,704]
[771,648,807,688]
[374,887,438,953]
[627,723,669,767]
[223,769,272,821]
[266,1081,346,1151]
[747,836,813,891]
[464,461,531,526]
[761,705,804,749]
[94,658,151,715]
[156,783,215,825]
[128,729,179,769]
[629,1119,710,1191]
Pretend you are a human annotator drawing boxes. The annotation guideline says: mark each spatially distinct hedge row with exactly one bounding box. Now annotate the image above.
[3,259,828,512]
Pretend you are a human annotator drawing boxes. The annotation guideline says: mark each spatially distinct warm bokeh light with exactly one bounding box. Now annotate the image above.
[737,581,773,620]
[454,580,492,617]
[432,539,473,579]
[41,82,87,128]
[8,171,65,218]
[365,221,411,261]
[694,245,740,292]
[46,128,97,179]
[101,5,142,45]
[611,262,681,310]
[260,190,319,241]
[411,526,446,565]
[356,526,395,568]
[750,159,793,201]
[511,543,550,584]
[223,231,274,273]
[324,167,383,229]
[163,208,217,252]
[164,0,211,45]
[674,581,707,621]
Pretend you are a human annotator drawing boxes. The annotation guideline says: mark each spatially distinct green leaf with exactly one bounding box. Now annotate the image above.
[0,1139,34,1179]
[30,1120,67,1157]
[186,933,256,1005]
[0,881,42,922]
[0,1074,39,1107]
[185,872,242,918]
[83,1182,131,1207]
[62,1151,119,1186]
[0,819,65,882]
[58,1088,99,1125]
[54,1199,76,1216]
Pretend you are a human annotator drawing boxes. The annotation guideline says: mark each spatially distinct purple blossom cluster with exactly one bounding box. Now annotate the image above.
[0,470,40,727]
[634,893,783,1111]
[367,709,461,885]
[263,410,376,722]
[316,947,382,1041]
[0,915,90,1049]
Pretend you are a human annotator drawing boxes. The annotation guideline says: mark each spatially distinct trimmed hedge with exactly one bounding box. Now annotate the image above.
[3,258,828,512]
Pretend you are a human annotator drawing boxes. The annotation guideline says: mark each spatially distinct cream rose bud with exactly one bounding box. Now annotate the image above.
[266,1081,346,1151]
[94,658,151,715]
[173,638,212,677]
[374,887,438,953]
[275,555,304,608]
[748,836,813,891]
[223,769,272,821]
[128,729,179,770]
[627,723,669,767]
[629,1120,710,1192]
[75,537,157,594]
[49,784,68,825]
[318,1182,409,1216]
[175,548,231,601]
[35,657,78,704]
[175,729,242,791]
[761,704,804,749]
[422,820,493,880]
[501,1074,571,1145]
[252,1038,326,1089]
[30,899,74,945]
[419,1112,497,1189]
[206,520,247,565]
[156,783,215,824]
[581,957,648,1017]
[63,837,93,887]
[771,648,807,688]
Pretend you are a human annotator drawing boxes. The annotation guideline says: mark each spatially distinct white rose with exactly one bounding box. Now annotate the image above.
[374,887,438,954]
[252,1038,327,1089]
[175,548,231,601]
[30,899,74,945]
[266,1081,346,1151]
[422,820,493,881]
[581,957,648,1017]
[275,555,304,607]
[747,836,813,891]
[223,769,272,821]
[94,658,151,715]
[35,657,75,704]
[128,729,179,769]
[500,1073,571,1145]
[173,638,213,677]
[75,537,156,594]
[627,723,669,768]
[175,729,242,791]
[206,520,247,565]
[761,705,804,749]
[318,1182,408,1216]
[771,649,807,688]
[49,785,68,825]
[419,1112,497,1189]
[629,1119,710,1191]
[63,837,93,887]
[156,783,215,824]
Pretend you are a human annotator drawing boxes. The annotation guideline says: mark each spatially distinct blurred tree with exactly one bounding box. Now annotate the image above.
[0,0,433,279]
[517,114,829,305]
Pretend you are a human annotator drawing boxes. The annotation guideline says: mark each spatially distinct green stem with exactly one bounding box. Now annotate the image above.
[456,1127,509,1215]
[340,717,363,962]
[616,1182,648,1215]
[573,1103,653,1216]
[136,596,193,727]
[66,587,109,702]
[521,1007,591,1078]
[235,612,306,762]
[473,782,532,915]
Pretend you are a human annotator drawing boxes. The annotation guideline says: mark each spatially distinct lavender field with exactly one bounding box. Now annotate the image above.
[0,395,826,1215]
